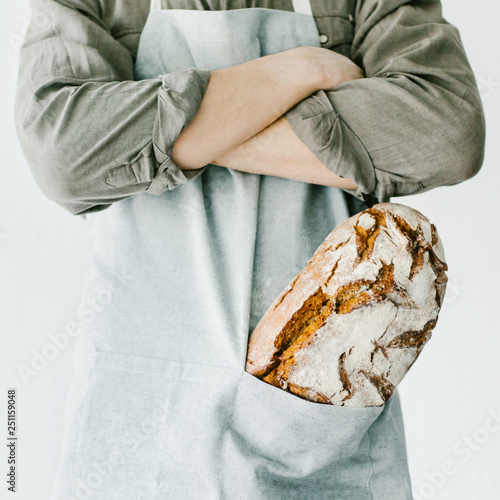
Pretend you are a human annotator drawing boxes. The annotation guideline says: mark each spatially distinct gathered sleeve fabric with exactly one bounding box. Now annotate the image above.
[14,0,211,216]
[285,0,486,204]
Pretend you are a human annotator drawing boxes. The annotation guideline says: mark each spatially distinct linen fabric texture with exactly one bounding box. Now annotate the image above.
[47,4,415,499]
[14,0,485,215]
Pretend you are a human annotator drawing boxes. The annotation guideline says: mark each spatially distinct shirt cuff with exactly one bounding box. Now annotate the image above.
[149,67,211,194]
[146,142,207,194]
[285,89,379,204]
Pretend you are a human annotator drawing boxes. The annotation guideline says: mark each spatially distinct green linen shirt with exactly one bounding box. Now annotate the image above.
[14,0,486,216]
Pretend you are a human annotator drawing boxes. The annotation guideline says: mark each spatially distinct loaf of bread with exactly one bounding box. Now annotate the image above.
[245,203,448,407]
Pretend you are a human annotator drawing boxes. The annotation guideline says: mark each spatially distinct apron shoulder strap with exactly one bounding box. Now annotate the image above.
[292,0,313,16]
[150,0,313,15]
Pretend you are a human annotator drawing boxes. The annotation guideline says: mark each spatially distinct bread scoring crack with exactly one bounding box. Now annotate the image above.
[360,370,395,402]
[353,208,387,267]
[428,251,448,307]
[390,213,448,305]
[325,237,351,254]
[386,318,437,350]
[272,274,301,311]
[325,258,340,287]
[258,286,334,403]
[338,351,353,402]
[389,213,427,280]
[430,223,439,246]
[333,261,398,315]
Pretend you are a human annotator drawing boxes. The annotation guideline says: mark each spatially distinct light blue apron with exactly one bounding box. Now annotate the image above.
[51,2,413,499]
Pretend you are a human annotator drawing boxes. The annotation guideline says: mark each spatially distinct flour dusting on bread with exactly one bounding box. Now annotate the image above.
[245,203,448,407]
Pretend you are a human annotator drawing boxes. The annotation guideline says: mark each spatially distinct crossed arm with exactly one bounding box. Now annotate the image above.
[171,46,361,190]
[14,0,485,216]
[211,116,359,191]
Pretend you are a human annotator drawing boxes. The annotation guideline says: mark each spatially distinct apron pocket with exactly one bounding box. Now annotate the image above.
[53,349,241,500]
[220,370,385,500]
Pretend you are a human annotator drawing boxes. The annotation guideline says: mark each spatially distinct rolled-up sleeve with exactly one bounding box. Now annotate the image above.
[285,0,486,203]
[14,0,211,216]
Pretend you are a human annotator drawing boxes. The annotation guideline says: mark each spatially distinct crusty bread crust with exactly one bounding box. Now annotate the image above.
[245,203,448,407]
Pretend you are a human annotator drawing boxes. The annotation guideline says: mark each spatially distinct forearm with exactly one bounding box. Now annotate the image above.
[170,47,324,170]
[14,0,214,216]
[212,115,358,190]
[204,49,364,189]
[279,1,485,202]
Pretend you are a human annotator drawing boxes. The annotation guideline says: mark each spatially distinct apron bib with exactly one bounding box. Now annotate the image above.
[51,2,413,498]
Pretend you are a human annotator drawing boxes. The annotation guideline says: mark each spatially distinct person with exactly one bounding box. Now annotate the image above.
[14,0,485,498]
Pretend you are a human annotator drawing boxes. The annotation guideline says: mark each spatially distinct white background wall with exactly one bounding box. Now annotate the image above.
[1,1,499,499]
